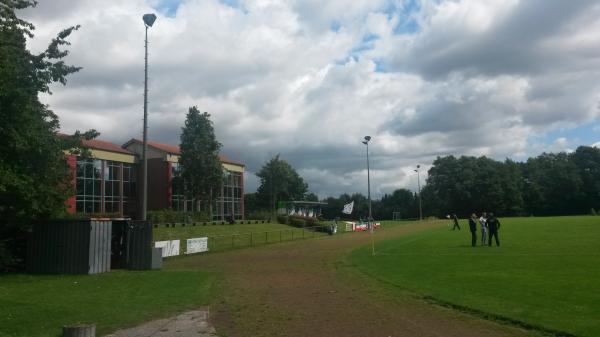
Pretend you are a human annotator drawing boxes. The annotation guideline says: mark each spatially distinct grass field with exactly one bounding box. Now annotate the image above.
[0,271,214,337]
[154,221,332,252]
[350,216,600,337]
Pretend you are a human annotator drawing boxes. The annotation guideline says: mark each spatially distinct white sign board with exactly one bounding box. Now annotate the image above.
[186,237,208,254]
[344,221,355,232]
[155,240,180,257]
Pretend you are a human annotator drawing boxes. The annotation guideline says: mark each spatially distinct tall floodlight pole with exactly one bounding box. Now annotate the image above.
[362,136,373,255]
[141,13,157,221]
[414,164,422,220]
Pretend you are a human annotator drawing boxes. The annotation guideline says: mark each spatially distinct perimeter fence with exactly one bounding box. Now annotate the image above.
[155,224,339,255]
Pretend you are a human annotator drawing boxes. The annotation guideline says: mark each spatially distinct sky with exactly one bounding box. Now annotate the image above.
[22,0,600,198]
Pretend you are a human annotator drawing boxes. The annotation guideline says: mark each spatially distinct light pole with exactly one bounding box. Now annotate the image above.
[141,13,157,221]
[414,165,422,220]
[362,136,373,255]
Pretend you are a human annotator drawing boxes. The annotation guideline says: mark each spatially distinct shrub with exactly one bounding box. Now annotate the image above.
[147,210,210,224]
[305,218,317,227]
[276,215,288,224]
[289,217,305,227]
[248,211,273,221]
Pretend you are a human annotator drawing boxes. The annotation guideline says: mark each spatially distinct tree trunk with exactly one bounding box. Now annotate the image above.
[63,324,95,337]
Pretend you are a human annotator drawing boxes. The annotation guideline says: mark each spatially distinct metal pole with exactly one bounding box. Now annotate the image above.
[366,140,374,256]
[416,165,422,220]
[367,142,372,224]
[141,25,149,221]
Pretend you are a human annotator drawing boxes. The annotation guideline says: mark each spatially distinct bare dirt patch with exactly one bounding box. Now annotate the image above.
[167,221,541,337]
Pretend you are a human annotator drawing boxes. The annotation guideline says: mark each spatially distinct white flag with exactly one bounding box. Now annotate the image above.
[342,201,354,214]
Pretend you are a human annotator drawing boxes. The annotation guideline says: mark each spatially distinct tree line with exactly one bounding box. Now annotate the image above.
[246,146,600,220]
[420,146,600,218]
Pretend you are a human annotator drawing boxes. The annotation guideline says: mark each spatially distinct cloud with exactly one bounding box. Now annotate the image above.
[20,0,600,198]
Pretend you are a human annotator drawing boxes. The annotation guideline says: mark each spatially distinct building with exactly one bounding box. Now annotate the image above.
[66,138,138,216]
[66,137,244,220]
[122,139,244,220]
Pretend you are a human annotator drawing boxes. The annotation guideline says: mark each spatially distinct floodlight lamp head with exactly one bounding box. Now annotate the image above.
[143,13,157,27]
[417,164,420,169]
[364,136,371,142]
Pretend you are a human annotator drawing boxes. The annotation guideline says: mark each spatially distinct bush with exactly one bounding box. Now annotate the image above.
[289,217,305,227]
[147,210,210,224]
[276,215,288,224]
[305,217,317,227]
[248,211,273,221]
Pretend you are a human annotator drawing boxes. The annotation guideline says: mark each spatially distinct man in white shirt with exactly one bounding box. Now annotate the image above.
[479,212,487,245]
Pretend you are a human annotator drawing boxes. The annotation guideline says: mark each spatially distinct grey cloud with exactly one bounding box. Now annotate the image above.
[395,1,599,78]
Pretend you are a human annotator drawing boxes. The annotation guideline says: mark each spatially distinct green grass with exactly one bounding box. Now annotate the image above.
[0,270,214,337]
[350,216,600,337]
[154,222,331,252]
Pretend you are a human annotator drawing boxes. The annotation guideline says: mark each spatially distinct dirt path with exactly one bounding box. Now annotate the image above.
[167,221,539,337]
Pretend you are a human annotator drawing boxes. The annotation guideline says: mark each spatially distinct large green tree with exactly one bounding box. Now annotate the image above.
[522,152,584,215]
[255,155,308,210]
[179,107,223,214]
[570,146,600,213]
[0,0,95,270]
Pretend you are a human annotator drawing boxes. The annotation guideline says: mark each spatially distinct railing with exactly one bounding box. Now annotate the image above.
[169,225,337,254]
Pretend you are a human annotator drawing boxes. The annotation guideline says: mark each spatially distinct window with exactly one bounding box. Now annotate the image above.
[75,158,136,216]
[75,158,102,214]
[214,170,242,220]
[104,161,120,214]
[170,162,185,211]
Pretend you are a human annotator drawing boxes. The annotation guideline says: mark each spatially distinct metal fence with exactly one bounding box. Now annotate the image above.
[175,225,337,253]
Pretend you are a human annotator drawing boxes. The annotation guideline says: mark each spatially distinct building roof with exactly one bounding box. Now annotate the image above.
[82,138,135,155]
[59,133,134,155]
[123,138,244,167]
[288,201,328,206]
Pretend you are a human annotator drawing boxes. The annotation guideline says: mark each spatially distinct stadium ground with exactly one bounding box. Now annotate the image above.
[167,220,543,337]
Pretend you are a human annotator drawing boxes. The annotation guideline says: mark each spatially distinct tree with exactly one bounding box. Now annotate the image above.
[255,155,308,210]
[522,152,583,215]
[179,107,223,214]
[570,146,600,213]
[378,189,417,220]
[0,0,95,270]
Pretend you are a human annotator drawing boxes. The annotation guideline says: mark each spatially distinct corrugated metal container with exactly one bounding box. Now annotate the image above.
[125,220,153,270]
[27,220,112,274]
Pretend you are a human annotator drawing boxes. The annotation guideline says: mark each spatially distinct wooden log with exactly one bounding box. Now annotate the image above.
[63,324,95,337]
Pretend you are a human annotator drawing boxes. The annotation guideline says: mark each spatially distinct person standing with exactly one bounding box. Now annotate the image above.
[468,213,477,247]
[487,212,501,246]
[452,214,461,230]
[479,212,487,245]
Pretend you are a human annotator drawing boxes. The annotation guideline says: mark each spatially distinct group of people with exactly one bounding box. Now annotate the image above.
[449,213,501,247]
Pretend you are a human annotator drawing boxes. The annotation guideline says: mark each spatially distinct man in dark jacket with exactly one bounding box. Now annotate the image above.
[452,214,460,230]
[487,212,501,246]
[468,213,477,247]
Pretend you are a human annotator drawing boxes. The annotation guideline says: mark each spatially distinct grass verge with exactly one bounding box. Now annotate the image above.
[0,270,214,337]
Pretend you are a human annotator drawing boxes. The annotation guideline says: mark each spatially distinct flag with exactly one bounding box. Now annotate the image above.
[342,201,354,214]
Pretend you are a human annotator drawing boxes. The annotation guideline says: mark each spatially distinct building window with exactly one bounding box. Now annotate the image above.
[76,158,102,214]
[122,162,136,215]
[104,161,120,214]
[75,157,136,216]
[215,170,242,220]
[171,162,185,211]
